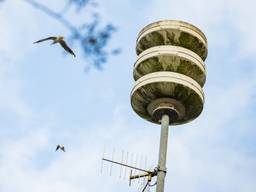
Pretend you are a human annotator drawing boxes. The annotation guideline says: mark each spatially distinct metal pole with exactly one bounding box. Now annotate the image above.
[156,114,170,192]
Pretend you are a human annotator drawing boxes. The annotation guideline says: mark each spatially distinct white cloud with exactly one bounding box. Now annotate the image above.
[0,0,42,121]
[0,0,40,60]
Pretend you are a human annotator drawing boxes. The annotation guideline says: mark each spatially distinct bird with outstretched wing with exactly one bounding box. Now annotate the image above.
[34,36,76,57]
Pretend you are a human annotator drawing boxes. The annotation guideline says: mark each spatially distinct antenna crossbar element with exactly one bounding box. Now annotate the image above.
[102,157,158,192]
[102,158,153,174]
[129,170,156,191]
[129,171,151,187]
[130,172,149,180]
[130,170,156,182]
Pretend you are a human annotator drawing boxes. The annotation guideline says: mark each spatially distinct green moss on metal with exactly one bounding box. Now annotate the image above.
[179,32,207,61]
[177,60,205,86]
[134,55,205,86]
[131,80,204,125]
[136,29,208,61]
[166,31,176,44]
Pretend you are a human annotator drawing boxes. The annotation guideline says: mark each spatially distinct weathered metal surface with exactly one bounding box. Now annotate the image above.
[147,98,185,122]
[134,45,206,86]
[156,114,169,192]
[131,72,204,125]
[136,20,208,61]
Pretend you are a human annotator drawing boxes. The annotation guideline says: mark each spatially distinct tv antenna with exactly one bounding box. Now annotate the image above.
[101,147,158,191]
[102,157,158,192]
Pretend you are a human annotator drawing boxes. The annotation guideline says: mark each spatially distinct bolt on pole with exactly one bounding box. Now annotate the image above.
[156,114,170,192]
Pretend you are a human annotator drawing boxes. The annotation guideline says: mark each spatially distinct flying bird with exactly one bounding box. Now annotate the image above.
[56,144,65,152]
[34,36,76,57]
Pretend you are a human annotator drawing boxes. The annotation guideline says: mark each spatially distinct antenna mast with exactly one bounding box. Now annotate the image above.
[131,20,208,192]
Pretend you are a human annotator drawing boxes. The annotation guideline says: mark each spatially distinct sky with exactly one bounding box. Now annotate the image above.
[0,0,256,191]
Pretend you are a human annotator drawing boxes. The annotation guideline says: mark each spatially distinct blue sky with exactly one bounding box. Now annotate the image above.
[0,0,256,191]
